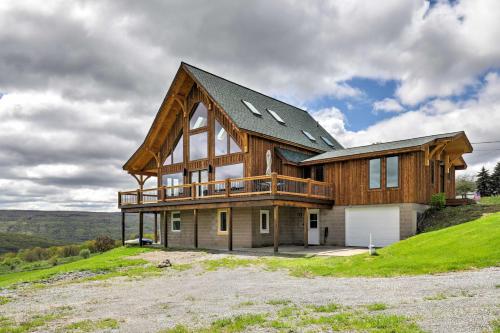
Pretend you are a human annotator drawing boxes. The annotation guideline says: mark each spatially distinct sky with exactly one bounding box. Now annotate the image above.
[1,0,500,211]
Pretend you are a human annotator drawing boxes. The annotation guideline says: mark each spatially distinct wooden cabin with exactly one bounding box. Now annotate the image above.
[119,62,473,251]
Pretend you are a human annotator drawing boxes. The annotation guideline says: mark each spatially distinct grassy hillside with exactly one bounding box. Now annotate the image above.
[0,210,154,245]
[257,212,500,277]
[0,232,62,254]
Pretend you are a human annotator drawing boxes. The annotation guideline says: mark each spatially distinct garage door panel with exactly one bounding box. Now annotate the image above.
[345,206,400,247]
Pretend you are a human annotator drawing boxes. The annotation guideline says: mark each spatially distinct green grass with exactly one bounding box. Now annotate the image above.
[0,296,10,305]
[366,303,388,311]
[307,303,341,312]
[0,247,156,288]
[479,196,500,205]
[0,307,71,333]
[202,257,256,271]
[490,318,500,333]
[266,299,291,306]
[64,318,119,332]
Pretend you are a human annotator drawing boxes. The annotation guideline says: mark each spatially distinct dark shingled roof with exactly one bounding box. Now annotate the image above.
[183,63,343,152]
[275,147,314,164]
[303,131,465,163]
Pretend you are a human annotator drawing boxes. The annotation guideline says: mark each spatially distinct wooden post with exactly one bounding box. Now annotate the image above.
[136,189,141,205]
[228,208,233,251]
[194,209,198,249]
[139,212,144,247]
[163,211,168,248]
[154,213,158,243]
[118,192,122,207]
[225,179,230,197]
[303,208,309,248]
[273,206,279,253]
[271,172,278,195]
[307,178,312,197]
[191,183,196,200]
[121,212,125,246]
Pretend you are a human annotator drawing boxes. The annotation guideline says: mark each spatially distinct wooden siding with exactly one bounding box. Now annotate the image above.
[325,150,457,206]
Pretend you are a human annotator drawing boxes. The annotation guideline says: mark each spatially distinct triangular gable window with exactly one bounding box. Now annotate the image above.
[215,119,242,156]
[190,103,208,130]
[164,133,184,165]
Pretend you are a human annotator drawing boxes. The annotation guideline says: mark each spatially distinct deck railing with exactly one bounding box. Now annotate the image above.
[118,173,333,207]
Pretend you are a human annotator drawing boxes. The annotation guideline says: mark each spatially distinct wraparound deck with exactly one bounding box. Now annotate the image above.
[118,173,334,210]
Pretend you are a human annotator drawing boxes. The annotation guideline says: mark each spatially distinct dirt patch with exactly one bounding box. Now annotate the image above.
[129,249,233,265]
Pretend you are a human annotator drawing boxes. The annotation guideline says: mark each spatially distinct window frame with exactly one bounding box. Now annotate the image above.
[368,158,382,190]
[171,211,181,232]
[189,102,208,131]
[260,210,270,234]
[385,155,399,189]
[217,209,229,235]
[189,131,208,161]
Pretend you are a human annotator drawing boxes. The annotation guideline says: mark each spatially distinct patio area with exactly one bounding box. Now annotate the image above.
[233,245,367,257]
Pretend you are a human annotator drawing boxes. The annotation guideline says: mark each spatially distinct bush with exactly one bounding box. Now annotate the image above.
[58,245,81,258]
[79,248,91,259]
[94,236,116,253]
[2,257,21,270]
[80,240,97,253]
[430,193,446,210]
[19,247,50,262]
[48,255,58,266]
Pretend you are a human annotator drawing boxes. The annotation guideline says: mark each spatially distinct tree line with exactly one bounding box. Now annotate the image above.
[455,162,500,198]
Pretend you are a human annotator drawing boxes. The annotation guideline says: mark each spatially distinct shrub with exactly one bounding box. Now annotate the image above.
[430,193,446,210]
[19,247,50,262]
[94,236,116,253]
[2,257,21,270]
[79,248,91,259]
[58,245,81,258]
[80,240,97,253]
[48,255,59,266]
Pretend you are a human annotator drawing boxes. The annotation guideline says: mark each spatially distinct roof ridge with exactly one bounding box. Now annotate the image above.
[341,131,463,150]
[181,61,342,149]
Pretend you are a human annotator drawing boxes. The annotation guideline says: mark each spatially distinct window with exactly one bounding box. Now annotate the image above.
[242,100,262,116]
[321,136,335,148]
[189,103,208,130]
[215,163,244,180]
[266,109,285,124]
[163,134,183,165]
[309,212,318,229]
[314,165,324,182]
[302,130,316,142]
[386,156,399,188]
[217,209,228,235]
[260,210,269,234]
[214,119,242,156]
[189,131,208,160]
[302,167,311,179]
[171,211,181,232]
[369,158,381,189]
[163,172,184,197]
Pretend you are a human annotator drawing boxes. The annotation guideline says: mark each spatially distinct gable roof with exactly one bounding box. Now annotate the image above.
[302,131,472,164]
[275,147,314,164]
[182,63,343,152]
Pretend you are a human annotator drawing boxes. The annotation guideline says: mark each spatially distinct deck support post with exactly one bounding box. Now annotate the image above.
[163,211,168,248]
[303,207,309,248]
[154,213,158,243]
[121,212,125,246]
[228,208,233,251]
[194,209,198,249]
[139,212,144,247]
[273,206,279,253]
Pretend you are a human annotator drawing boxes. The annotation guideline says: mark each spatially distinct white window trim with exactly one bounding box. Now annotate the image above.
[217,209,229,235]
[171,211,181,232]
[260,210,270,234]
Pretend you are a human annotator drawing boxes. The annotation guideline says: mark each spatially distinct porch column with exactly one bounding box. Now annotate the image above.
[303,207,309,248]
[228,207,233,251]
[273,206,279,253]
[154,213,158,243]
[139,212,144,247]
[194,209,198,249]
[121,212,125,246]
[163,211,168,248]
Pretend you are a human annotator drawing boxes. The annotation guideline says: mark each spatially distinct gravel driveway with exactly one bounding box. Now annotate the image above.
[1,250,499,333]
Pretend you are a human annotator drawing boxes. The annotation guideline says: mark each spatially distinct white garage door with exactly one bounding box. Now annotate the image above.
[345,206,400,247]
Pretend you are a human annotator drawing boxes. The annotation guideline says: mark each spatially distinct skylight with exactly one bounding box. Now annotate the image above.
[302,130,316,142]
[242,100,262,116]
[266,109,285,124]
[321,136,335,147]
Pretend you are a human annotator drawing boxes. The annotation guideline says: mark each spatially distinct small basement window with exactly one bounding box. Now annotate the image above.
[266,109,285,124]
[302,130,316,142]
[242,100,262,116]
[321,136,335,148]
[260,210,269,234]
[171,211,181,232]
[217,209,228,235]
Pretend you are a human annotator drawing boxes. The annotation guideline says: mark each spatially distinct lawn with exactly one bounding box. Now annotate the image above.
[263,212,500,277]
[0,246,155,288]
[479,195,500,205]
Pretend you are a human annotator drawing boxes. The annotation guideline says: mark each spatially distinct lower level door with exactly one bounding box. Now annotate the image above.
[308,209,320,245]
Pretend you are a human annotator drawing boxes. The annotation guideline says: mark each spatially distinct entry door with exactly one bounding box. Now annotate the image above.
[308,209,320,245]
[191,170,208,197]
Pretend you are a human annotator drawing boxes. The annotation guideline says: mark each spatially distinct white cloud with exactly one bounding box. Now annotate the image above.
[373,98,405,113]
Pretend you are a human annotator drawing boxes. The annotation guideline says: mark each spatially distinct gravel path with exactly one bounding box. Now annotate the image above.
[1,251,499,333]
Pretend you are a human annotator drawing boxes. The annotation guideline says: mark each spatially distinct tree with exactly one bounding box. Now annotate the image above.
[491,162,500,195]
[456,175,476,198]
[476,167,492,196]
